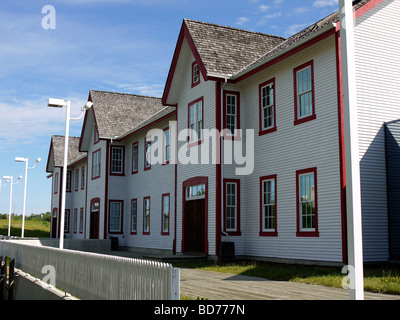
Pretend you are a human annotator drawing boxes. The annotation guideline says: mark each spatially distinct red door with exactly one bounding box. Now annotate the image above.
[184,199,205,253]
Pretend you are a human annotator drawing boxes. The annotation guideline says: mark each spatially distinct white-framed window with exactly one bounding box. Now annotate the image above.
[81,166,85,190]
[64,209,70,233]
[260,80,275,132]
[189,98,203,144]
[75,169,79,191]
[192,62,200,87]
[162,194,170,234]
[298,170,316,232]
[92,149,101,179]
[109,201,122,233]
[73,208,78,233]
[260,176,277,234]
[66,171,71,192]
[131,199,137,234]
[111,146,124,174]
[225,182,237,232]
[54,173,58,194]
[144,137,151,170]
[294,61,315,125]
[186,184,206,200]
[164,129,170,164]
[132,142,139,173]
[143,197,150,234]
[79,208,84,233]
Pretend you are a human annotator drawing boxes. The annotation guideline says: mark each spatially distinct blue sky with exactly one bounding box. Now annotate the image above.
[0,0,339,215]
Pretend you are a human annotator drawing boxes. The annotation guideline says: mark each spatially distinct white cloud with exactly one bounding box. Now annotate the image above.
[284,23,310,36]
[236,17,251,26]
[258,5,270,12]
[313,0,338,7]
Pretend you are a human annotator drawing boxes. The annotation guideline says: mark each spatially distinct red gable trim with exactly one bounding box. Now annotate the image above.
[162,21,207,106]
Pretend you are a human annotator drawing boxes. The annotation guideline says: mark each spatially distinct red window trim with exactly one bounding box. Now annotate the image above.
[223,179,241,236]
[92,149,101,180]
[130,198,138,235]
[259,174,278,237]
[108,200,124,234]
[73,208,78,233]
[259,78,277,136]
[191,61,200,88]
[131,141,139,174]
[187,96,204,148]
[162,127,170,165]
[161,193,170,235]
[54,172,58,194]
[296,167,319,237]
[110,145,125,176]
[223,91,241,141]
[64,209,70,233]
[144,137,151,171]
[143,196,150,235]
[75,169,79,192]
[81,166,85,190]
[293,60,316,126]
[79,207,84,234]
[66,171,71,192]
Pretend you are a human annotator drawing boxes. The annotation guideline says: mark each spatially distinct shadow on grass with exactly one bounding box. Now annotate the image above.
[0,226,50,238]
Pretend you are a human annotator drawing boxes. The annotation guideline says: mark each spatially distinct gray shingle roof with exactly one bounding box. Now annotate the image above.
[184,19,286,77]
[51,135,86,168]
[89,90,167,139]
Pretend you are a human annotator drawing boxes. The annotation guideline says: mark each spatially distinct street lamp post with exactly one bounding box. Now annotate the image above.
[15,157,41,238]
[47,98,92,249]
[3,176,22,237]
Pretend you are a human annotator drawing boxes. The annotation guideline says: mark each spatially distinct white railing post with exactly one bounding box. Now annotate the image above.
[170,266,180,300]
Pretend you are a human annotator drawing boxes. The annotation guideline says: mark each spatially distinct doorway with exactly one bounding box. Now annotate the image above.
[182,178,208,254]
[90,198,100,239]
[51,208,57,238]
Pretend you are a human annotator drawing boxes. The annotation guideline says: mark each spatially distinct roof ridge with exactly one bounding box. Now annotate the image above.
[183,18,286,40]
[89,89,161,100]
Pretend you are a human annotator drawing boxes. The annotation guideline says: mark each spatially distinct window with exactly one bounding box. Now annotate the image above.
[92,149,101,179]
[73,208,78,233]
[223,91,240,139]
[132,142,139,174]
[75,169,79,191]
[296,167,318,237]
[81,166,85,190]
[131,199,137,234]
[186,184,206,200]
[188,97,203,145]
[94,125,99,144]
[109,200,123,233]
[294,61,315,125]
[161,194,170,235]
[260,175,277,236]
[224,179,241,235]
[163,128,170,164]
[111,146,124,175]
[143,197,150,234]
[64,209,70,233]
[192,61,200,87]
[79,208,84,233]
[259,78,277,135]
[54,173,58,194]
[144,137,151,170]
[66,171,71,192]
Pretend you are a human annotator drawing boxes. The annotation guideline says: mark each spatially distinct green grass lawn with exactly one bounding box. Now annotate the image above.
[172,260,400,296]
[0,219,50,238]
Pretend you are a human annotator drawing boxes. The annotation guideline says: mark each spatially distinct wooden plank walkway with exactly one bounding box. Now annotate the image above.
[180,268,400,300]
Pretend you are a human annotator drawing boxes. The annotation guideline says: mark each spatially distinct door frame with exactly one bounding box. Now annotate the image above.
[90,197,100,239]
[182,176,208,254]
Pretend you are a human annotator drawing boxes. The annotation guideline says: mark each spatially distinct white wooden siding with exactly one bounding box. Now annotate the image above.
[354,0,400,261]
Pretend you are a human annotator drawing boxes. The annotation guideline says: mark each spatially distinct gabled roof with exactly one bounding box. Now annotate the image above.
[46,135,87,173]
[184,19,286,77]
[88,90,166,139]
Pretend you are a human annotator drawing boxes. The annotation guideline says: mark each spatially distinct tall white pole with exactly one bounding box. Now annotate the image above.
[7,177,13,237]
[21,160,28,238]
[59,101,71,249]
[339,0,364,300]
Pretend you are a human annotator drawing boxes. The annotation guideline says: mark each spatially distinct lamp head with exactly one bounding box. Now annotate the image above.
[15,157,27,162]
[48,98,67,108]
[83,101,93,111]
[3,176,11,180]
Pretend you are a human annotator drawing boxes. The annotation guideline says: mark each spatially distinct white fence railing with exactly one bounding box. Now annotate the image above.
[0,240,180,300]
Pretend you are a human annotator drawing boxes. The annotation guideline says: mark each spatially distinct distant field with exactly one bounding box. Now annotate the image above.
[0,219,50,238]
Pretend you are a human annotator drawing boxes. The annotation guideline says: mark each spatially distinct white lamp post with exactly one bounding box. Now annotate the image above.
[47,98,92,249]
[339,0,364,300]
[15,157,41,238]
[3,175,22,237]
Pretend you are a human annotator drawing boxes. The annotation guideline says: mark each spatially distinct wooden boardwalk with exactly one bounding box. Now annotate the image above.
[180,268,400,300]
